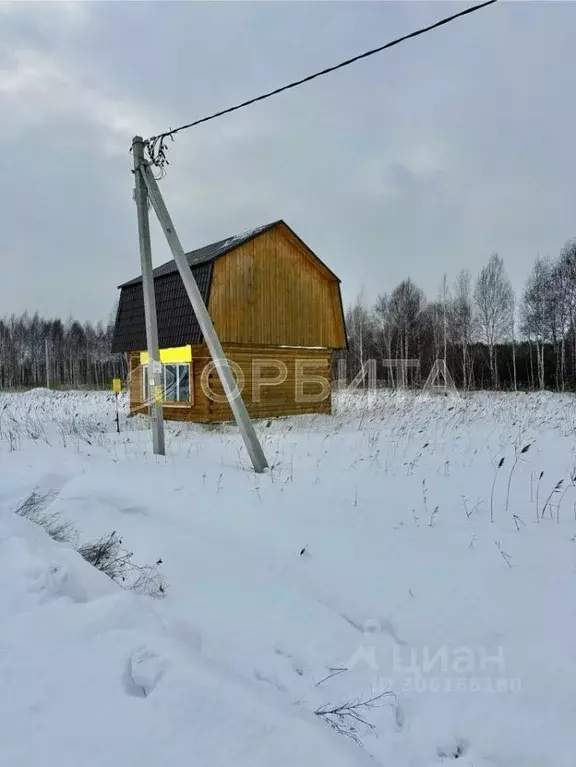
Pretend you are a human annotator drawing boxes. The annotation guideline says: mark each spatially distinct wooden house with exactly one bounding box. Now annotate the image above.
[111,220,346,422]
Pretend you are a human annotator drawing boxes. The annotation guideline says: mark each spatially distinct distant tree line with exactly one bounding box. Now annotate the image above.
[339,239,576,391]
[0,313,126,390]
[3,239,576,393]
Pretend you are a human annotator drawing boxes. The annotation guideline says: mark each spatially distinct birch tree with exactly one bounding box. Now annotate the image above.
[387,279,425,362]
[521,258,552,389]
[474,253,514,388]
[452,270,473,389]
[345,290,374,383]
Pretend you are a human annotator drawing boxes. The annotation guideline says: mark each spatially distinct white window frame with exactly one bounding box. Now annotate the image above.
[143,362,192,405]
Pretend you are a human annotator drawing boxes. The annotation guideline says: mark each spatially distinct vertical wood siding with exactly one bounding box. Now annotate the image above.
[209,225,345,348]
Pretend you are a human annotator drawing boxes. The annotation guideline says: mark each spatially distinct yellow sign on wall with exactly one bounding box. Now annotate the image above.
[112,378,122,393]
[140,345,192,365]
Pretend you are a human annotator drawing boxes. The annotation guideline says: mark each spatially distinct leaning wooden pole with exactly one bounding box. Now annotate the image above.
[138,159,268,474]
[132,136,165,456]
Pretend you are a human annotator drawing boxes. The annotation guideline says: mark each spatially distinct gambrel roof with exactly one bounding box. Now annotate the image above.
[111,220,343,354]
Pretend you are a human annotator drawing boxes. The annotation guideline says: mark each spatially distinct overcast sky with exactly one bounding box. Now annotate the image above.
[1,0,574,323]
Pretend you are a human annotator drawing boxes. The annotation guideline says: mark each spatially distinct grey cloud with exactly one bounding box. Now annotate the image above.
[1,1,575,321]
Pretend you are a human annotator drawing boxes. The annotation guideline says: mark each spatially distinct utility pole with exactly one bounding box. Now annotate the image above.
[139,161,268,473]
[45,338,50,389]
[132,136,165,456]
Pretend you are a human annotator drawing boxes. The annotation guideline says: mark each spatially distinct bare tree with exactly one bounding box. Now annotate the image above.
[474,253,514,388]
[438,273,451,374]
[510,290,518,392]
[452,270,473,389]
[521,257,553,389]
[373,293,394,384]
[423,301,444,370]
[344,289,374,383]
[387,279,425,365]
[556,240,576,388]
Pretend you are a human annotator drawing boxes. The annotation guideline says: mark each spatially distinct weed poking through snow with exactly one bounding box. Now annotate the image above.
[505,443,531,513]
[77,532,167,597]
[14,488,76,544]
[542,479,564,521]
[490,457,505,523]
[14,490,167,597]
[314,691,395,746]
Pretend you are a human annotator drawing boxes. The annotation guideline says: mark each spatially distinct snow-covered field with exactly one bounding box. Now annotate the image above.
[1,388,576,767]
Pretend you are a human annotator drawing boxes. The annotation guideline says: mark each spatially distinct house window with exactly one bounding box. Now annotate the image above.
[143,363,192,404]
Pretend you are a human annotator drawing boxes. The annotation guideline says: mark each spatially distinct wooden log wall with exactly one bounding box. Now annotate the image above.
[206,345,332,422]
[128,345,333,423]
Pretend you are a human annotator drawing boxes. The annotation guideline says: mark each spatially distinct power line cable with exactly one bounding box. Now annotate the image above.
[144,0,497,167]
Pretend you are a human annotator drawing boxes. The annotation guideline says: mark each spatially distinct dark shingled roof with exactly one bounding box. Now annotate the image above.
[111,263,212,353]
[119,221,281,288]
[111,221,281,353]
